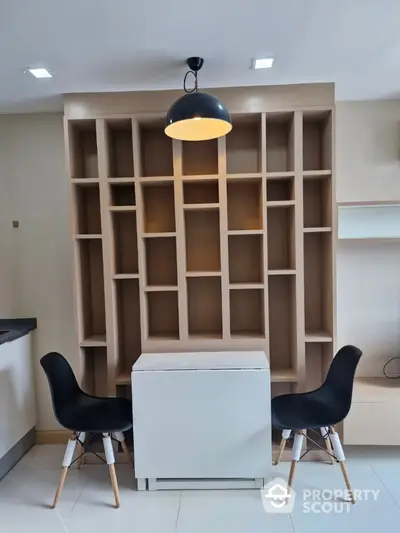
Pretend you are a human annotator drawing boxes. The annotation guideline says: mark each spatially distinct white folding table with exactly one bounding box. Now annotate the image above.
[131,351,272,490]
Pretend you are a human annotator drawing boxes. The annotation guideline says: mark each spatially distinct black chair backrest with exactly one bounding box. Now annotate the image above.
[322,345,362,418]
[40,352,82,424]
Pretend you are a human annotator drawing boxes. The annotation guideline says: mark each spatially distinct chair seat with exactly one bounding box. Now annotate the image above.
[271,392,343,431]
[59,396,133,433]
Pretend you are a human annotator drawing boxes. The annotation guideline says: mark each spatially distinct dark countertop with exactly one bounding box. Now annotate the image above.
[0,318,37,346]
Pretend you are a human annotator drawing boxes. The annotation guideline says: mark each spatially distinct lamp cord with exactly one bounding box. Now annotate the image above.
[383,357,400,379]
[183,70,198,93]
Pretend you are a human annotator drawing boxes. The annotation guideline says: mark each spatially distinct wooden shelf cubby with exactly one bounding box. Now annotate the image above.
[74,183,102,234]
[266,113,294,173]
[147,291,179,340]
[116,278,141,377]
[267,176,295,202]
[105,119,134,178]
[228,234,263,284]
[182,139,218,176]
[230,289,265,338]
[226,115,262,174]
[227,179,262,230]
[268,275,297,377]
[77,239,106,340]
[303,111,332,171]
[267,205,295,270]
[142,182,175,233]
[303,176,332,228]
[69,120,98,179]
[145,237,177,286]
[113,212,138,275]
[82,347,108,396]
[183,180,219,204]
[139,120,173,177]
[65,85,335,402]
[110,183,135,206]
[185,210,221,272]
[304,231,333,338]
[187,277,223,338]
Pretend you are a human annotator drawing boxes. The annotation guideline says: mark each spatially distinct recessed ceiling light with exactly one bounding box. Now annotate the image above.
[252,57,274,70]
[27,67,52,78]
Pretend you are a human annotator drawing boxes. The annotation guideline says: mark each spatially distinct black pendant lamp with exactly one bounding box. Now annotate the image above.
[165,57,232,141]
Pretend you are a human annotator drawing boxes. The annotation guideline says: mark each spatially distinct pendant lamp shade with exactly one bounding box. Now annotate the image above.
[165,58,232,141]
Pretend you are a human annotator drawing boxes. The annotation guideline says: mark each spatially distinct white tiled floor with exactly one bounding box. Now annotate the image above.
[1,445,400,532]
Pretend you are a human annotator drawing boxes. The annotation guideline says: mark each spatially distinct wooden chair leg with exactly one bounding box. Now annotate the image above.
[77,432,86,470]
[113,431,134,469]
[103,433,120,508]
[330,427,355,504]
[274,430,291,465]
[52,433,77,509]
[109,464,121,509]
[320,427,335,465]
[287,431,304,502]
[52,467,69,509]
[121,439,134,469]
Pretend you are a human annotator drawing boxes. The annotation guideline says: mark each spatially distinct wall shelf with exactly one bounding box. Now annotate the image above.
[303,177,332,228]
[142,183,175,233]
[183,180,219,204]
[226,115,262,174]
[147,291,179,340]
[80,334,107,347]
[228,234,263,284]
[267,205,295,270]
[266,113,294,173]
[112,212,138,275]
[74,183,101,235]
[305,331,333,343]
[230,289,265,338]
[227,179,263,230]
[182,139,218,176]
[139,121,173,177]
[105,119,134,178]
[185,210,221,272]
[338,204,400,240]
[69,120,98,179]
[65,91,334,400]
[187,277,223,338]
[110,183,135,206]
[303,112,332,171]
[268,275,296,378]
[145,236,177,287]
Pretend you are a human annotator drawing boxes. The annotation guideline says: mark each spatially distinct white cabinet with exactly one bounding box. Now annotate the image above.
[344,378,400,445]
[132,351,272,490]
[0,334,36,461]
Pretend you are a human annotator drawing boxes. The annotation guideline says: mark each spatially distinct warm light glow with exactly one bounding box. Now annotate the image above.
[165,117,232,141]
[27,67,52,78]
[193,117,202,121]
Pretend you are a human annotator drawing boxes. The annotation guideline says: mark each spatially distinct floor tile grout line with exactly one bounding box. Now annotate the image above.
[288,511,297,533]
[174,491,183,532]
[369,462,400,511]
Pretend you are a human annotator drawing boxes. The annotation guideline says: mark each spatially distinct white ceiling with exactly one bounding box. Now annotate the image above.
[1,0,400,113]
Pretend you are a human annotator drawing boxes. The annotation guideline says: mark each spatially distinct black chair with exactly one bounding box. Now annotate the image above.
[272,345,362,504]
[41,352,133,509]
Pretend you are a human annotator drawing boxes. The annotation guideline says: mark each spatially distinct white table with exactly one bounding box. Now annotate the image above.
[131,351,272,490]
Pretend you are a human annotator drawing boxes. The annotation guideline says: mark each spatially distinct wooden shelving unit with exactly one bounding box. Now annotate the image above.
[65,84,335,403]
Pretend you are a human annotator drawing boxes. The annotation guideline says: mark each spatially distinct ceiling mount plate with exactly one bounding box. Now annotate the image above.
[186,57,204,72]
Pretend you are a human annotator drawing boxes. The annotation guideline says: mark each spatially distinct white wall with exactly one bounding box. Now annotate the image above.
[336,101,400,376]
[0,100,399,429]
[0,114,78,430]
[0,124,15,315]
